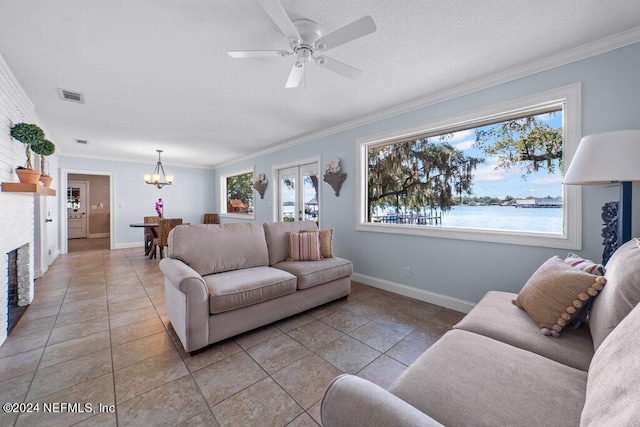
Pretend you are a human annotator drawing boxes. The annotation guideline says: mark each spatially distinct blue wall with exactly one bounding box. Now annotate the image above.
[214,43,640,309]
[57,156,215,248]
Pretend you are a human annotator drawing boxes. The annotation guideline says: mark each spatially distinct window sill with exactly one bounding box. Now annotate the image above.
[355,222,580,250]
[220,213,255,220]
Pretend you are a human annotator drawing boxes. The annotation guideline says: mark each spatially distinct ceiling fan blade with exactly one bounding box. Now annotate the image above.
[257,0,301,44]
[314,15,376,51]
[228,50,289,59]
[285,63,304,88]
[315,55,362,80]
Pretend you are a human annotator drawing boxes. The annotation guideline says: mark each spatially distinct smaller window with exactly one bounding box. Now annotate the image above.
[221,169,254,218]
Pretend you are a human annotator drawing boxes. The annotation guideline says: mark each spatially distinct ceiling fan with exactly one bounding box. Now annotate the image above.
[228,0,376,88]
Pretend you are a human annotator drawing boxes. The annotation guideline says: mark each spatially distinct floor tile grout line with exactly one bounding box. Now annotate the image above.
[16,245,97,419]
[10,238,461,426]
[120,246,222,426]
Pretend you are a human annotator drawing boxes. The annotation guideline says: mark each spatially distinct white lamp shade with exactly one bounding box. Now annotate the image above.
[564,130,640,185]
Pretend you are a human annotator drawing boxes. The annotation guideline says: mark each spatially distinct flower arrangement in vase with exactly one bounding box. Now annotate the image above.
[155,198,163,218]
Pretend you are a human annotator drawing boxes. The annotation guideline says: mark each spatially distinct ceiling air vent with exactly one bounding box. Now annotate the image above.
[57,88,85,104]
[75,139,88,145]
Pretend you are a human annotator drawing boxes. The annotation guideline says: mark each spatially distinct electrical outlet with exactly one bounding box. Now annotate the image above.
[405,266,412,277]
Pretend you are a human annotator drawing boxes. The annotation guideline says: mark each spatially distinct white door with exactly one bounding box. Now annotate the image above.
[67,181,88,239]
[277,162,319,223]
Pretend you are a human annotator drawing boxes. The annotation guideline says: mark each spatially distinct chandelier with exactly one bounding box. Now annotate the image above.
[144,149,174,189]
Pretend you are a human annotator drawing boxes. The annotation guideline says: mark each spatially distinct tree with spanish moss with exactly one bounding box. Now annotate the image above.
[474,113,563,178]
[367,137,482,221]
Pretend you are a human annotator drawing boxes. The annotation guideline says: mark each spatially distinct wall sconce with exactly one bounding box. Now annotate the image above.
[323,158,347,197]
[253,173,268,199]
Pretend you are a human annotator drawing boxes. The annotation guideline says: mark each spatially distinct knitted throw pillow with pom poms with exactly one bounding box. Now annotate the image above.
[513,256,607,337]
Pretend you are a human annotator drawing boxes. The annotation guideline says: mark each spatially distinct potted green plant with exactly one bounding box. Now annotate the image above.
[10,122,45,184]
[31,139,56,187]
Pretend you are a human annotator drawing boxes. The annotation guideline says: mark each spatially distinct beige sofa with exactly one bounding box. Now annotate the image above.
[322,238,640,426]
[159,221,352,353]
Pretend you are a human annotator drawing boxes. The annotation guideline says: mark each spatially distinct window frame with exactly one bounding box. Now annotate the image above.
[355,83,582,249]
[220,167,255,220]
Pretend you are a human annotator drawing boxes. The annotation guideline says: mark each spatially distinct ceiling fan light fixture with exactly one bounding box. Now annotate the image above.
[297,48,312,64]
[227,0,376,88]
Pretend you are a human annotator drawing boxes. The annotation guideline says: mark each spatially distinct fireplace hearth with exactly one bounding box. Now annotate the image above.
[6,244,31,335]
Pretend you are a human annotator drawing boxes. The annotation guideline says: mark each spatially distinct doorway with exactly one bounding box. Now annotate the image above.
[276,160,320,223]
[60,170,114,254]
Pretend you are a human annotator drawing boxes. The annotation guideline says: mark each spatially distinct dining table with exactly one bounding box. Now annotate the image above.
[129,223,158,256]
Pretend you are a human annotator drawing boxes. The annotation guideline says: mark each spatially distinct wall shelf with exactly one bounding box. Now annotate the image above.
[1,182,56,196]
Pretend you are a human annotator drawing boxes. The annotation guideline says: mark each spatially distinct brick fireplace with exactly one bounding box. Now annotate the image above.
[1,52,40,346]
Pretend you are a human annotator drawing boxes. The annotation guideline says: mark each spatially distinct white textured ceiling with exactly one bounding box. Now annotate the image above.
[0,0,639,168]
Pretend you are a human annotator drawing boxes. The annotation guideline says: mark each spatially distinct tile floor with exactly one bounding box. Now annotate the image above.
[0,237,465,426]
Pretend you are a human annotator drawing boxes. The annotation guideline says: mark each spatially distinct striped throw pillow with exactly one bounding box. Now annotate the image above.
[287,231,322,261]
[564,253,605,275]
[302,229,334,258]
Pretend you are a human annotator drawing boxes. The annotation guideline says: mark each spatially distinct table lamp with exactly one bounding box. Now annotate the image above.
[564,129,640,247]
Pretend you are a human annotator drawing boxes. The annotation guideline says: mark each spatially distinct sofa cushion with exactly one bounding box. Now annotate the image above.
[287,231,322,261]
[454,291,594,371]
[513,256,606,337]
[581,303,640,426]
[203,266,296,314]
[588,238,640,350]
[264,221,319,266]
[390,329,587,427]
[168,223,269,276]
[273,257,353,290]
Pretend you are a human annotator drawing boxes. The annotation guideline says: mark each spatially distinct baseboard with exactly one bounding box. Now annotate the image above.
[35,250,60,278]
[115,242,144,250]
[49,249,59,265]
[88,233,110,238]
[351,272,476,314]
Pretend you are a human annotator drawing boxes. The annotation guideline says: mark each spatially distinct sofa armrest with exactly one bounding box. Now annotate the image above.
[160,258,207,296]
[159,258,209,352]
[321,374,443,427]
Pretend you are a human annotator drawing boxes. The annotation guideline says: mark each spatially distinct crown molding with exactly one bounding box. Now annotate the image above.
[58,153,214,170]
[213,26,640,170]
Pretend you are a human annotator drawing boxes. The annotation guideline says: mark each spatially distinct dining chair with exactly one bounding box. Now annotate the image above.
[150,218,182,259]
[203,213,219,224]
[143,216,158,255]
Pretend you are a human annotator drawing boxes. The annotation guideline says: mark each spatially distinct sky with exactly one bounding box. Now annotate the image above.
[448,112,563,199]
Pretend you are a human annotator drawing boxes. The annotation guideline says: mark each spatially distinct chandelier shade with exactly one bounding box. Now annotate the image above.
[144,149,174,189]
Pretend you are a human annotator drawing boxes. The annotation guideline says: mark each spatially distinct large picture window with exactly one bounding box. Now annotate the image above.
[221,169,254,218]
[356,84,581,249]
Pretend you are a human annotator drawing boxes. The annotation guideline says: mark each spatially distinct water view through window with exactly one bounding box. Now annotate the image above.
[366,107,564,234]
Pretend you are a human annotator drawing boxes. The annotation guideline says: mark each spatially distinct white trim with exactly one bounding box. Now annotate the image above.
[115,242,143,250]
[59,153,214,170]
[355,83,582,250]
[352,273,476,314]
[60,169,115,254]
[88,233,110,238]
[271,156,322,225]
[220,213,256,220]
[213,29,639,169]
[219,166,255,220]
[49,248,59,266]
